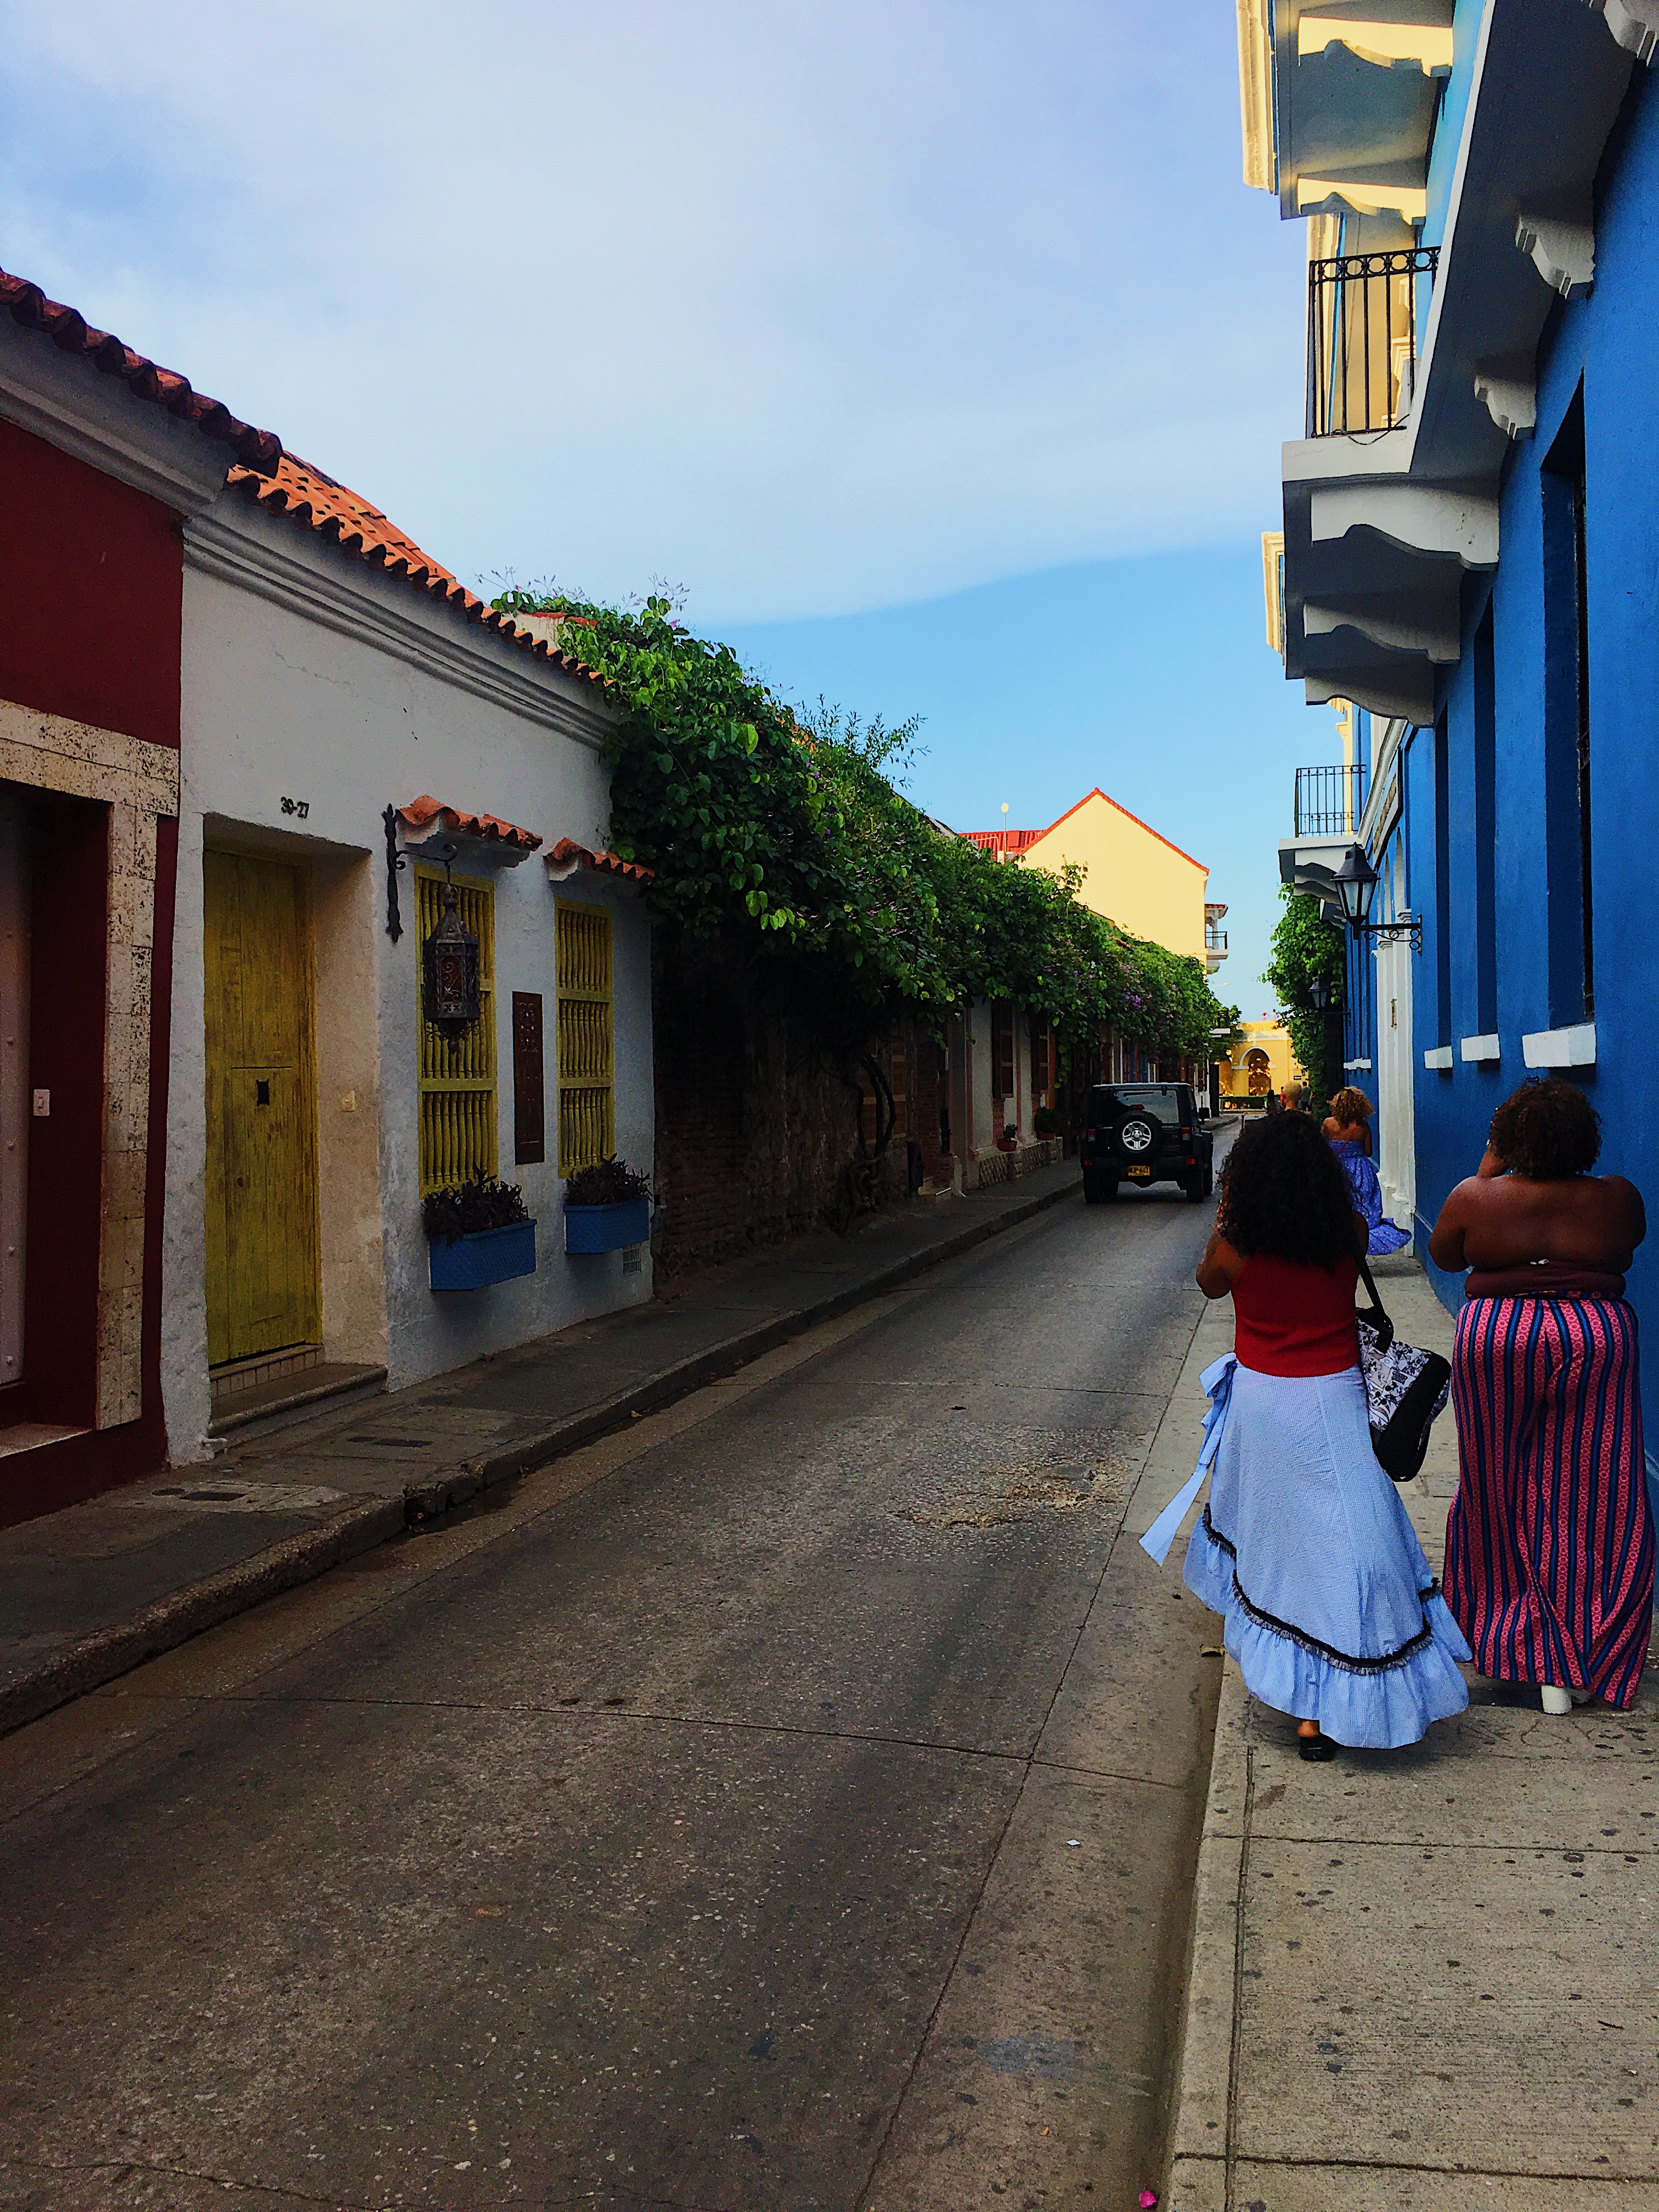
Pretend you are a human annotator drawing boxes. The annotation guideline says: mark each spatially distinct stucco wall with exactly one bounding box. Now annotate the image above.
[1023,791,1208,960]
[164,503,653,1459]
[1353,67,1659,1440]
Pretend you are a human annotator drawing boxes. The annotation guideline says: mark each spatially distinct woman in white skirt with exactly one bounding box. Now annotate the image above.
[1187,1113,1470,1759]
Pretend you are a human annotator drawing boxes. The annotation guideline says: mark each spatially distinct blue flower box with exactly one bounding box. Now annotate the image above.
[564,1197,651,1255]
[428,1218,537,1291]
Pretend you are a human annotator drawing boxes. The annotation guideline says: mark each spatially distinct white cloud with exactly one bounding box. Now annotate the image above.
[0,0,1307,619]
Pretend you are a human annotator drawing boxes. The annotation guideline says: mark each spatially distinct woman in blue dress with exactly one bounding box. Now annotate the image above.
[1324,1086,1410,1256]
[1185,1113,1469,1758]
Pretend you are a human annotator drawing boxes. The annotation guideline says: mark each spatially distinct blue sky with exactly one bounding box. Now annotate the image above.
[0,0,1339,996]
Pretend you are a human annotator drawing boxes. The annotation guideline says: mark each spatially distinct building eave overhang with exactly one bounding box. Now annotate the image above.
[0,307,238,515]
[1274,1,1643,725]
[1272,2,1454,221]
[184,498,617,753]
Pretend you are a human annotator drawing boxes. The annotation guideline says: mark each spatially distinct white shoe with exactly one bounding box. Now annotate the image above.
[1541,1685,1572,1715]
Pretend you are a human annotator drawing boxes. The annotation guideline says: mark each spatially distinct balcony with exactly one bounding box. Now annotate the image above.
[1307,248,1437,438]
[1205,923,1228,954]
[1294,763,1368,839]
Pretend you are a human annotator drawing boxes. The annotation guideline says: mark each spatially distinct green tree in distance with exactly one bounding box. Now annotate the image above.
[1265,884,1346,1107]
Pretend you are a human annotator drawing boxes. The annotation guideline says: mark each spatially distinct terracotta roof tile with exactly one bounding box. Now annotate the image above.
[398,795,542,854]
[545,838,654,884]
[228,451,609,691]
[0,267,281,473]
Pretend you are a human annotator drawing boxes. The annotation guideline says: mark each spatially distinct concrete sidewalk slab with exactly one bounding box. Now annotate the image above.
[0,1163,1080,1736]
[1167,1260,1659,2209]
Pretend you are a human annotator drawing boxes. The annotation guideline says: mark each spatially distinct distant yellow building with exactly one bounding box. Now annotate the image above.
[1216,1019,1306,1105]
[964,787,1215,967]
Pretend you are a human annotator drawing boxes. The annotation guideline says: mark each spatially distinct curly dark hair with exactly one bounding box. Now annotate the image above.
[1218,1110,1359,1269]
[1487,1079,1601,1180]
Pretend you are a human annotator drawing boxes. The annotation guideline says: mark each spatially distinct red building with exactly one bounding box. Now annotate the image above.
[0,273,279,1525]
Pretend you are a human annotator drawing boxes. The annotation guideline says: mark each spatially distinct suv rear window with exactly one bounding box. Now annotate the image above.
[1090,1085,1187,1126]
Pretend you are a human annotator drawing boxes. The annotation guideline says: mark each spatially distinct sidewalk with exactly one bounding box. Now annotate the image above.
[1166,1259,1659,2210]
[0,1161,1079,1738]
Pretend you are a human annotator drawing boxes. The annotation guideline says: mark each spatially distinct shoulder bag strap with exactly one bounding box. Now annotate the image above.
[1355,1245,1395,1352]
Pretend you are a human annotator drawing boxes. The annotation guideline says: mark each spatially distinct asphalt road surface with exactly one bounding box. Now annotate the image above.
[0,1170,1228,2212]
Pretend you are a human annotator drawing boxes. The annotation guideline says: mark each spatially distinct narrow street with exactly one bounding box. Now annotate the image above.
[0,1173,1228,2212]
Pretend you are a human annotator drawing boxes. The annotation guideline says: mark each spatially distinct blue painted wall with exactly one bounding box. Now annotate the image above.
[1389,62,1659,1425]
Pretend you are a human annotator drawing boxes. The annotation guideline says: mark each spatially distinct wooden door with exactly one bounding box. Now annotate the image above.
[204,850,320,1367]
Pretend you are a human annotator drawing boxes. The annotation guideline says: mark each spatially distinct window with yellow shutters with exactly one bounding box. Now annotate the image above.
[556,900,614,1173]
[416,866,497,1194]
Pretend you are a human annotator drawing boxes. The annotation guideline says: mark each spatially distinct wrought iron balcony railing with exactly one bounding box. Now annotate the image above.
[1294,763,1369,839]
[1307,246,1438,437]
[1205,925,1229,953]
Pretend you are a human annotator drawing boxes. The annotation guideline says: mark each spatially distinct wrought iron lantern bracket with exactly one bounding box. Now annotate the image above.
[421,847,483,1049]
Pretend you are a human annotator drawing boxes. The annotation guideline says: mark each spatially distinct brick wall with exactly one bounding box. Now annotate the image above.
[652,932,897,1278]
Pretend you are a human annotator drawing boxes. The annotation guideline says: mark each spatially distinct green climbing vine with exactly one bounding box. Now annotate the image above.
[494,590,1237,1055]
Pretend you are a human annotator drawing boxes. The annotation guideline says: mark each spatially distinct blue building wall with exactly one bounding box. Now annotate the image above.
[1358,63,1659,1430]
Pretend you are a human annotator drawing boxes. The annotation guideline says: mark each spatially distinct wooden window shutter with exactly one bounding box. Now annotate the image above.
[512,991,545,1164]
[556,900,614,1174]
[991,1001,1015,1103]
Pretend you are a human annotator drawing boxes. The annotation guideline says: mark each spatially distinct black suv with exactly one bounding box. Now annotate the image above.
[1081,1082,1214,1204]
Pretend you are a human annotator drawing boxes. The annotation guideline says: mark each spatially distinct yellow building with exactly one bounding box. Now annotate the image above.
[1216,1018,1306,1106]
[965,788,1215,966]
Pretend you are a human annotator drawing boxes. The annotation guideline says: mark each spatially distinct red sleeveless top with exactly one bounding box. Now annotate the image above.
[1232,1253,1360,1377]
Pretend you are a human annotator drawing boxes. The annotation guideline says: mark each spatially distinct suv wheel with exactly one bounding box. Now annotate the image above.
[1184,1172,1206,1203]
[1083,1167,1116,1204]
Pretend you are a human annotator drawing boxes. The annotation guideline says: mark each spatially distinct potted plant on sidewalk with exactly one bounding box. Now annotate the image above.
[424,1173,537,1291]
[563,1156,652,1255]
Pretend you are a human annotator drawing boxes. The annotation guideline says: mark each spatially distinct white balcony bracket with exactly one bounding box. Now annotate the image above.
[1474,365,1538,438]
[1585,0,1659,65]
[1516,211,1595,300]
[1460,1034,1502,1064]
[1424,1046,1454,1072]
[1308,484,1500,568]
[1522,1023,1598,1068]
[1343,1058,1374,1073]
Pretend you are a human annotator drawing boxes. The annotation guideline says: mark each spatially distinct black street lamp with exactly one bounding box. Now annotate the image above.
[1332,843,1421,951]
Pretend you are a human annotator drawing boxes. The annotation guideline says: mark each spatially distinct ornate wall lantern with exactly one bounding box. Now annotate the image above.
[423,875,481,1048]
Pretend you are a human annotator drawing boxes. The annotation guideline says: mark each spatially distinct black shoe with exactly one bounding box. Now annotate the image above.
[1298,1733,1335,1762]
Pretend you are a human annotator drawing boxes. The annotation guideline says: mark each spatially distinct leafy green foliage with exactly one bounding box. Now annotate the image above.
[494,589,1237,1054]
[565,1155,652,1206]
[421,1173,530,1246]
[1265,885,1346,1105]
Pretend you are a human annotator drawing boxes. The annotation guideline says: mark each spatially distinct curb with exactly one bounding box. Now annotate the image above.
[1165,1658,1251,2212]
[0,1496,405,1740]
[3,1172,1080,1740]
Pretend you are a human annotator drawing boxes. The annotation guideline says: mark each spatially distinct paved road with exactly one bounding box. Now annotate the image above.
[0,1171,1227,2212]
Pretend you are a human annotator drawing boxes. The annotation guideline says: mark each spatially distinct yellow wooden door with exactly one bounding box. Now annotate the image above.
[204,850,320,1367]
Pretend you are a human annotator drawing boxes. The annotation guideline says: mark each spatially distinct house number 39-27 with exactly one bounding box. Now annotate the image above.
[280,796,311,820]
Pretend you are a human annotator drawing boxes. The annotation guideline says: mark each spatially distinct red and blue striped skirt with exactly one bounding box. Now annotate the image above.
[1446,1296,1654,1707]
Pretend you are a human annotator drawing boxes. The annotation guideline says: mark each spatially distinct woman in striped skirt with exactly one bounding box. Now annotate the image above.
[1429,1080,1652,1711]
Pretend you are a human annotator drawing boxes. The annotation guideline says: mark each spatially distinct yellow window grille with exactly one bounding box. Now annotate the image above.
[416,866,497,1194]
[556,900,614,1174]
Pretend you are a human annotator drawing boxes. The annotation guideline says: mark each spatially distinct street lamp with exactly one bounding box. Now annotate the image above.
[1307,975,1329,1013]
[1331,843,1420,951]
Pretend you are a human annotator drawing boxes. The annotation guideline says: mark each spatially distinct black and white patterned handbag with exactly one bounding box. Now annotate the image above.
[1355,1254,1453,1483]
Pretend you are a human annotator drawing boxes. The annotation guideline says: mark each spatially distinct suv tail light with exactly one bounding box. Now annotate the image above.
[1084,1127,1097,1142]
[1179,1126,1191,1142]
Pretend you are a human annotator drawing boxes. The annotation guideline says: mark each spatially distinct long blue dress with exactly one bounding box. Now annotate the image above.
[1183,1356,1470,1746]
[1332,1136,1411,1255]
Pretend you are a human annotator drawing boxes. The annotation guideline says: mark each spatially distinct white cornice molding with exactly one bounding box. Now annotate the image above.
[0,313,230,514]
[183,506,616,753]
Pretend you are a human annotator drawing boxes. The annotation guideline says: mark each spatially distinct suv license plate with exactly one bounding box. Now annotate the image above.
[1127,1165,1152,1179]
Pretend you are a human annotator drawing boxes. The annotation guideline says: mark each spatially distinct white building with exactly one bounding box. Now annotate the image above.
[163,453,654,1459]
